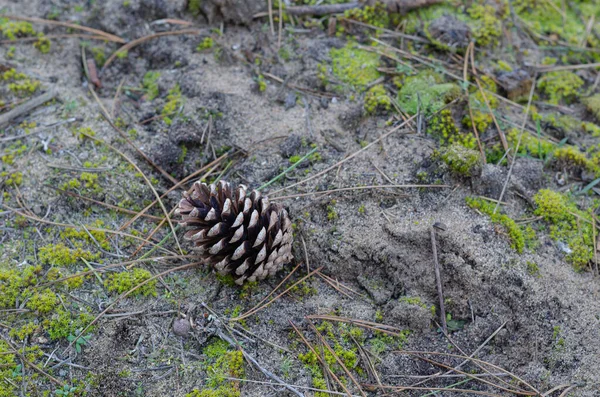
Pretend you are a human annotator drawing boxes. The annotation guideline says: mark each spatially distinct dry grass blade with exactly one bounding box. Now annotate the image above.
[102,29,203,71]
[308,321,367,397]
[359,383,505,396]
[231,265,321,321]
[317,271,365,298]
[271,184,450,200]
[269,114,417,195]
[395,351,539,394]
[307,315,406,337]
[4,15,124,43]
[76,129,183,255]
[62,262,200,355]
[290,321,352,397]
[403,352,534,396]
[0,34,108,44]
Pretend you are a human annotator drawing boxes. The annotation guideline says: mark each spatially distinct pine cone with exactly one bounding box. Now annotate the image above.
[176,181,294,284]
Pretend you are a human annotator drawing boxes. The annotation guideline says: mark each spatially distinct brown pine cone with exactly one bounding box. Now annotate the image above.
[176,181,294,284]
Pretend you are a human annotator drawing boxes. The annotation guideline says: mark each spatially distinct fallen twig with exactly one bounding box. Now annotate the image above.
[0,89,57,128]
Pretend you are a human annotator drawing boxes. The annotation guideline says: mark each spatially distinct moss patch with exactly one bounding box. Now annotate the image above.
[330,43,380,91]
[104,268,157,297]
[466,197,526,253]
[438,143,482,177]
[537,71,583,105]
[533,189,594,271]
[398,70,460,116]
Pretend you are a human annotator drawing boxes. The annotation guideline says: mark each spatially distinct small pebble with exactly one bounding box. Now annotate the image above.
[173,318,190,336]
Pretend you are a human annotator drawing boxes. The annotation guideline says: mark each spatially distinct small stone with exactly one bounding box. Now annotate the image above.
[284,92,296,110]
[426,15,471,51]
[496,69,533,101]
[173,318,190,336]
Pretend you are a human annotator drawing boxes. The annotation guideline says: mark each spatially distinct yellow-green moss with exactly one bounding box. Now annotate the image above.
[438,143,482,177]
[0,265,41,309]
[8,79,41,96]
[364,84,391,114]
[44,308,95,340]
[514,0,600,47]
[506,128,555,159]
[104,268,157,297]
[537,71,583,105]
[256,74,267,92]
[0,20,37,40]
[185,338,244,397]
[197,37,214,51]
[38,243,99,267]
[33,37,51,53]
[61,221,110,250]
[553,146,600,177]
[26,288,59,314]
[583,94,600,121]
[463,75,498,133]
[533,189,594,271]
[398,70,460,116]
[0,340,18,397]
[343,2,389,29]
[162,84,182,126]
[466,3,504,47]
[466,197,526,253]
[428,109,476,149]
[142,71,161,101]
[91,47,106,66]
[330,43,380,91]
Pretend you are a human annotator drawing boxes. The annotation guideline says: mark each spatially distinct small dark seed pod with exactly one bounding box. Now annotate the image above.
[176,181,294,285]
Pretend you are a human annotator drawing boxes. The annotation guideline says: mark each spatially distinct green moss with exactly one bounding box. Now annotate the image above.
[428,109,476,149]
[197,37,214,51]
[506,127,555,159]
[61,221,110,250]
[26,288,59,314]
[44,308,95,340]
[162,84,183,126]
[343,2,389,29]
[496,60,513,72]
[467,3,504,47]
[438,143,482,177]
[466,197,526,253]
[533,189,594,271]
[514,0,600,47]
[398,70,460,116]
[330,43,380,91]
[8,79,41,96]
[0,19,37,40]
[34,37,51,53]
[326,200,338,221]
[188,0,202,16]
[256,74,267,92]
[104,268,157,297]
[80,172,100,190]
[39,243,99,267]
[364,84,391,114]
[73,126,96,140]
[10,322,38,341]
[537,71,583,105]
[0,340,18,397]
[91,47,106,66]
[553,146,600,177]
[583,94,600,121]
[527,261,541,277]
[186,339,244,397]
[142,71,161,101]
[463,75,498,133]
[0,265,41,309]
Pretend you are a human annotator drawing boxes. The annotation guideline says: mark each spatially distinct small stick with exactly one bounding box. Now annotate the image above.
[285,2,361,15]
[0,89,57,128]
[430,225,447,334]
